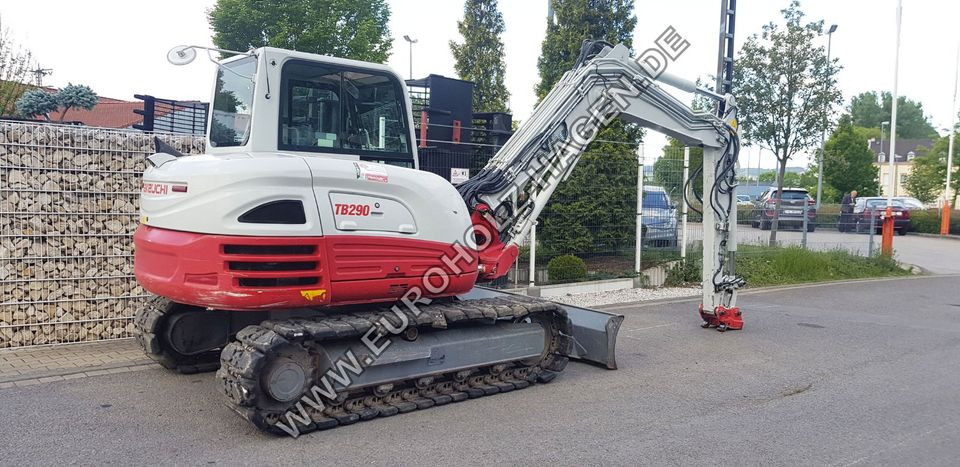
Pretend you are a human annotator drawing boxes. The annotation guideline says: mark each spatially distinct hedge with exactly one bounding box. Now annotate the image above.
[909,209,960,235]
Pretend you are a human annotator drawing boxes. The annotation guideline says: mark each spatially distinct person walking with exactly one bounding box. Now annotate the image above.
[840,190,858,232]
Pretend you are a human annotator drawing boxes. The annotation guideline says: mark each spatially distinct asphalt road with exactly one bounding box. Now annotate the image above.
[3,275,960,465]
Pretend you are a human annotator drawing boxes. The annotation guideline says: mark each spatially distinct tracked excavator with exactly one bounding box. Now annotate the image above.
[133,39,743,435]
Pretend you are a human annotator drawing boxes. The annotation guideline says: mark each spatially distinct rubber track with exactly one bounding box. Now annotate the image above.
[133,295,221,374]
[216,295,572,435]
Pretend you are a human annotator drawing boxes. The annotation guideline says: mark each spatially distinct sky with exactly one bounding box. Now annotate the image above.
[2,0,959,171]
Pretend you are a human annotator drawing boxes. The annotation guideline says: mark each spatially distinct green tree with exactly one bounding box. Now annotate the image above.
[207,0,392,63]
[0,18,34,116]
[848,91,938,139]
[903,134,960,205]
[16,83,97,122]
[733,1,842,245]
[54,84,97,121]
[450,0,510,113]
[756,169,818,193]
[15,89,58,120]
[823,114,880,198]
[535,0,642,256]
[904,154,946,204]
[535,0,636,99]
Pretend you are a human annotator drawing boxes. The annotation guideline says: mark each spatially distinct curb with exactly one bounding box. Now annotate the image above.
[597,273,960,311]
[910,232,960,241]
[0,361,157,388]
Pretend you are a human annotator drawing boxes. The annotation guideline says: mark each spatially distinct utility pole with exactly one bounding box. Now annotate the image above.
[943,44,958,235]
[882,0,902,257]
[403,35,418,80]
[815,24,837,209]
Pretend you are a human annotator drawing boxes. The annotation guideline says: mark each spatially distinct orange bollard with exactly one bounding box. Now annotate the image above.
[881,206,895,257]
[942,202,952,236]
[418,110,428,148]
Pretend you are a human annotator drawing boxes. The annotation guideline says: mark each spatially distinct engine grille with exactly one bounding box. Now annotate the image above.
[222,243,322,288]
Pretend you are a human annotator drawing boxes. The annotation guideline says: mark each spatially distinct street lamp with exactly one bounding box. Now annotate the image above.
[403,35,418,79]
[815,24,838,209]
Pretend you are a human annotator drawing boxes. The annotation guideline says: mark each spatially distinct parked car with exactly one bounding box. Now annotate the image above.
[641,186,678,248]
[751,187,817,232]
[853,197,911,235]
[893,196,926,211]
[736,194,753,206]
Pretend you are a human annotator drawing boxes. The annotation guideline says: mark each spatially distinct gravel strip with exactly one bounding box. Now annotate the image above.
[551,286,700,308]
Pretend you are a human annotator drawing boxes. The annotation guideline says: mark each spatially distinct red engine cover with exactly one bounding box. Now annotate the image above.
[134,225,479,311]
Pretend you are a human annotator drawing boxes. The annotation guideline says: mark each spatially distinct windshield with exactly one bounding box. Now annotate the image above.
[644,191,671,209]
[210,56,256,147]
[775,190,809,200]
[865,199,905,209]
[897,197,924,208]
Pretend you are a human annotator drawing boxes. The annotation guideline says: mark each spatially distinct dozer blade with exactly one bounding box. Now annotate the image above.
[459,287,624,370]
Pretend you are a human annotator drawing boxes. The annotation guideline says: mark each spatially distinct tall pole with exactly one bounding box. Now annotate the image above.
[947,45,958,205]
[942,44,958,235]
[403,35,418,79]
[529,222,537,288]
[681,146,690,259]
[635,144,645,275]
[816,25,837,209]
[882,0,902,257]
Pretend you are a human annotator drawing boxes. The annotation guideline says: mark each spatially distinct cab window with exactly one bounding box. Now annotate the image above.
[278,60,412,166]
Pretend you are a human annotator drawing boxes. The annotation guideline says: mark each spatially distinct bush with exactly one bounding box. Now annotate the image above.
[736,204,757,225]
[547,254,588,283]
[664,259,701,286]
[909,209,960,235]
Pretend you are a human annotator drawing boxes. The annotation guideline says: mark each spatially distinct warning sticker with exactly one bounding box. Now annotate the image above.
[355,162,389,183]
[450,168,470,185]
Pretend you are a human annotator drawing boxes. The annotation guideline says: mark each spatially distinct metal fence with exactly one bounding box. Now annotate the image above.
[133,94,208,136]
[0,121,204,348]
[0,117,885,348]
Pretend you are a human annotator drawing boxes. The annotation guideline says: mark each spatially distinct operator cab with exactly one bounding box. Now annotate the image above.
[207,48,417,168]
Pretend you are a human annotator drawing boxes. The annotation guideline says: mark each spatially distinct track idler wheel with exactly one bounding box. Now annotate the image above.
[133,295,224,374]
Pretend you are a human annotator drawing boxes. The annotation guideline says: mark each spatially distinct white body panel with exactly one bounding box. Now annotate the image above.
[141,152,474,247]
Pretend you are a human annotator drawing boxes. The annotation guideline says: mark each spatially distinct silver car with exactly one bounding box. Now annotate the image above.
[641,186,679,248]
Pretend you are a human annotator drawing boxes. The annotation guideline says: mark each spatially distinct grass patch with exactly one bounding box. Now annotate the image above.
[666,245,911,287]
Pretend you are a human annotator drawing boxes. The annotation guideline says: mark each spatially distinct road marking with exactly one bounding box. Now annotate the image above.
[625,323,674,332]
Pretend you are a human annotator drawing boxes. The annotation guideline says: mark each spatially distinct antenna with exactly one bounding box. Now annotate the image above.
[30,66,53,86]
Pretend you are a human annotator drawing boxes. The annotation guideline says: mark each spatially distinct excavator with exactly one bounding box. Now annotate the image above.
[133,39,743,435]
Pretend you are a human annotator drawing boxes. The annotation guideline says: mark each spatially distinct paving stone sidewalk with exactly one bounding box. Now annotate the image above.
[0,339,154,388]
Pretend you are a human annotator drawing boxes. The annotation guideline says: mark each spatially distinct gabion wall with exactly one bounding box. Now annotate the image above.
[0,122,205,348]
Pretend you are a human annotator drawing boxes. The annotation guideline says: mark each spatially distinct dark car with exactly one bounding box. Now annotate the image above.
[751,187,817,232]
[853,197,911,235]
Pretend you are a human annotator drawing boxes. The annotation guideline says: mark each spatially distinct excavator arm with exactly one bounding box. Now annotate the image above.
[459,41,745,329]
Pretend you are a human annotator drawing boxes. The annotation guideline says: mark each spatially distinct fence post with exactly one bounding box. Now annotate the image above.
[802,202,808,248]
[635,144,645,279]
[868,209,876,255]
[529,221,537,289]
[681,146,690,259]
